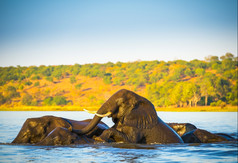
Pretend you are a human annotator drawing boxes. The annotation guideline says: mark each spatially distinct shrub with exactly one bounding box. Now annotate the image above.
[43,97,53,106]
[31,75,41,80]
[24,81,32,86]
[21,94,34,106]
[210,102,217,106]
[46,77,53,82]
[52,96,68,105]
[75,83,82,90]
[70,76,77,84]
[0,93,6,105]
[43,96,68,106]
[34,81,40,86]
[231,99,238,106]
[210,100,226,107]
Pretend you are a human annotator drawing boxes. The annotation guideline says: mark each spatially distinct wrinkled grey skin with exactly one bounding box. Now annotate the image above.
[12,116,109,145]
[73,89,183,144]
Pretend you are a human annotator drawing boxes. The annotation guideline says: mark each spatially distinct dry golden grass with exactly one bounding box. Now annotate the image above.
[1,75,237,112]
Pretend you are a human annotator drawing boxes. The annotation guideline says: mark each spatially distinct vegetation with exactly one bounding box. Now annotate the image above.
[0,53,237,111]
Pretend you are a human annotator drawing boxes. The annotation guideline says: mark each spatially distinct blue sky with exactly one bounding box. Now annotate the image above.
[0,0,237,67]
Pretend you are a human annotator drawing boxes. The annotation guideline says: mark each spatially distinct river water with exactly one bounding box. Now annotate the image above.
[0,111,237,162]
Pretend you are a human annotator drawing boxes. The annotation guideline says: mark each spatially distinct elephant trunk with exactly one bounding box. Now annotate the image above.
[72,115,102,134]
[73,90,122,135]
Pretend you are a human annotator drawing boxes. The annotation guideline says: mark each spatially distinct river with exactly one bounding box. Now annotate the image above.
[0,111,237,162]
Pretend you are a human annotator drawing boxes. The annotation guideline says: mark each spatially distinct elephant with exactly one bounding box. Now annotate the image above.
[167,123,235,143]
[72,89,183,144]
[181,129,233,143]
[167,123,197,137]
[12,116,109,145]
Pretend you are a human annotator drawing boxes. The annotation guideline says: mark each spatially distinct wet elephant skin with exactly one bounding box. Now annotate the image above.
[12,116,109,145]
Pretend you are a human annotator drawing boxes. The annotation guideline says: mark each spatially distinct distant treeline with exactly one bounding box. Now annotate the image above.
[0,53,237,107]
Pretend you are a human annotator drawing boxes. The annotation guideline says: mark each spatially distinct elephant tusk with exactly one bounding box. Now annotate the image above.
[95,112,112,117]
[83,109,97,114]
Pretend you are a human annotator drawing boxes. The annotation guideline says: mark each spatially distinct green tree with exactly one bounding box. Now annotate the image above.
[170,82,184,107]
[31,75,41,80]
[205,55,219,62]
[182,82,197,107]
[52,66,63,80]
[191,85,201,107]
[226,81,238,105]
[52,96,68,105]
[169,67,185,81]
[146,83,160,106]
[21,94,33,106]
[195,68,205,76]
[199,77,216,106]
[24,81,32,86]
[5,86,20,99]
[70,76,77,84]
[215,77,231,101]
[103,73,112,85]
[75,83,82,90]
[34,81,40,87]
[41,66,53,77]
[0,93,6,105]
[46,76,53,82]
[43,97,53,106]
[71,64,81,75]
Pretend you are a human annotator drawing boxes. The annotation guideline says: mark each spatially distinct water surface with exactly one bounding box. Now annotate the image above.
[0,111,237,162]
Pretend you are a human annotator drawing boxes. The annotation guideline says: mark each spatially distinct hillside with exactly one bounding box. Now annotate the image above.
[0,53,237,110]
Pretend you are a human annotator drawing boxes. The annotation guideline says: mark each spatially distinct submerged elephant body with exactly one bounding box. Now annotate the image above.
[12,89,235,146]
[12,116,109,145]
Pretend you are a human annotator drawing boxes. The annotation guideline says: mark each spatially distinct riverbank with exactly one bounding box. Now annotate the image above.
[0,106,237,112]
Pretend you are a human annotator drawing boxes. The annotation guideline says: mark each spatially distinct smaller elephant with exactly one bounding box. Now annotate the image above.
[181,129,230,143]
[167,123,235,143]
[12,116,109,145]
[167,123,197,137]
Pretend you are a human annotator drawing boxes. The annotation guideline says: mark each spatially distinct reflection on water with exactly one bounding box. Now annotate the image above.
[0,111,237,162]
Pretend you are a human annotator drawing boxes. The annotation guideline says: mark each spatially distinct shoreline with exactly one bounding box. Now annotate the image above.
[0,106,237,112]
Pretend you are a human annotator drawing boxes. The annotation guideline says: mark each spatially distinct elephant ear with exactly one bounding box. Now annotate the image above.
[123,100,159,129]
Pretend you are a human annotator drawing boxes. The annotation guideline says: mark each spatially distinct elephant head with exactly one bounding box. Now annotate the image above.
[73,89,159,135]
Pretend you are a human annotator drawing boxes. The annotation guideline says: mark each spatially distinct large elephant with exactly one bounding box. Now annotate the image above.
[72,89,183,144]
[12,116,109,145]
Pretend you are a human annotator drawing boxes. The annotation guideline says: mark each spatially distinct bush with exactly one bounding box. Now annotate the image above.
[70,76,77,84]
[52,96,68,105]
[24,81,32,86]
[21,94,34,106]
[46,77,53,82]
[19,85,24,90]
[31,75,41,80]
[34,81,40,86]
[103,73,112,84]
[210,100,226,107]
[231,99,238,106]
[43,96,68,106]
[210,102,217,106]
[6,86,20,99]
[75,83,82,90]
[43,97,53,106]
[0,93,6,105]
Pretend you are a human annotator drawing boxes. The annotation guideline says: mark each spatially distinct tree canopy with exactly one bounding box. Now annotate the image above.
[0,53,237,107]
